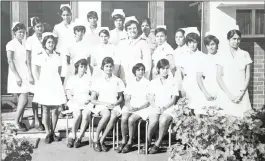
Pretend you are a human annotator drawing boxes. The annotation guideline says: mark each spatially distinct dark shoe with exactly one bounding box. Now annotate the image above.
[93,142,102,152]
[74,138,82,148]
[35,124,45,131]
[18,122,28,131]
[67,138,75,148]
[149,145,160,154]
[115,143,126,153]
[122,144,132,153]
[45,134,52,144]
[53,134,61,142]
[100,142,108,152]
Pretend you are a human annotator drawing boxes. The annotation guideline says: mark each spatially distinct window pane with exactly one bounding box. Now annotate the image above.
[255,9,264,34]
[236,10,252,35]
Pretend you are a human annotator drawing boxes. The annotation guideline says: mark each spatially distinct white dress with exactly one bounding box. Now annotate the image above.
[6,38,29,93]
[151,42,174,79]
[140,32,157,55]
[122,77,150,119]
[91,74,125,115]
[83,24,100,46]
[33,49,67,106]
[90,43,118,78]
[216,48,252,117]
[181,50,207,114]
[117,36,152,84]
[25,34,43,93]
[53,21,75,77]
[65,74,93,111]
[109,28,127,46]
[146,76,179,119]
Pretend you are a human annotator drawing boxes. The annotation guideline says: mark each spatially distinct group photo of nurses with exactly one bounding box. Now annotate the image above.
[6,4,253,154]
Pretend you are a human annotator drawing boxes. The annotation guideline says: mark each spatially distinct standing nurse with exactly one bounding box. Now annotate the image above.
[83,11,100,46]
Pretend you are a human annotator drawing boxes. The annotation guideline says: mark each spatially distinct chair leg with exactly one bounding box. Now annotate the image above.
[138,119,142,154]
[116,120,119,148]
[66,115,69,144]
[89,123,92,147]
[145,121,149,155]
[92,117,95,147]
[113,121,115,150]
[168,123,172,148]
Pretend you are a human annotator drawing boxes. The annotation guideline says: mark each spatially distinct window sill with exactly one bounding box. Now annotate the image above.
[241,35,265,38]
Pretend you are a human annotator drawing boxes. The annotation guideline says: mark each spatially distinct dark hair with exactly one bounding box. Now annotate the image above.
[175,28,185,36]
[141,18,151,26]
[12,23,26,33]
[125,20,140,32]
[113,14,125,22]
[59,6,72,15]
[87,11,98,20]
[42,35,58,50]
[73,26,86,34]
[204,35,219,48]
[101,57,114,70]
[132,63,145,76]
[185,33,200,45]
[227,29,241,40]
[74,58,88,74]
[29,17,43,36]
[156,59,170,74]
[155,28,167,36]
[99,29,110,37]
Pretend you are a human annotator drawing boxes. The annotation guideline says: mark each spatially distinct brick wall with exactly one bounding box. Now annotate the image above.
[241,38,265,110]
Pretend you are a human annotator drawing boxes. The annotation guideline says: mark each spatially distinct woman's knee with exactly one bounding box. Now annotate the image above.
[121,112,130,123]
[128,115,140,125]
[100,110,111,120]
[159,114,172,125]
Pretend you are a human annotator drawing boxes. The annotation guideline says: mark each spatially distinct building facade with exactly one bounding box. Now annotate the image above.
[1,1,264,109]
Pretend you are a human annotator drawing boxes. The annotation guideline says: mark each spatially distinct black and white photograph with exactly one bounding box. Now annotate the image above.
[1,1,265,161]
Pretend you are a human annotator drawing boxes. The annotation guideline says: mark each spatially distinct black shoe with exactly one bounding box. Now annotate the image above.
[100,142,108,152]
[149,145,160,154]
[53,134,61,142]
[122,144,132,153]
[74,138,82,148]
[115,143,126,153]
[18,122,27,131]
[67,138,75,148]
[45,134,52,144]
[93,142,102,152]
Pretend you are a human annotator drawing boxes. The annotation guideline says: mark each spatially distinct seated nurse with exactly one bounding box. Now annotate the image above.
[116,63,150,153]
[146,59,179,154]
[90,57,125,152]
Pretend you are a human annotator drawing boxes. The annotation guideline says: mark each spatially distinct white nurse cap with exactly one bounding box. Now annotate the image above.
[156,25,167,30]
[124,16,139,25]
[184,27,200,37]
[60,4,71,10]
[41,32,57,42]
[112,9,125,18]
[30,17,35,27]
[99,27,110,32]
[12,22,20,30]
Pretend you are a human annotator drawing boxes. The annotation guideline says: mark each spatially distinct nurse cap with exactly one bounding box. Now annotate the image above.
[41,32,57,42]
[156,25,167,30]
[60,4,71,10]
[30,17,36,27]
[12,22,21,30]
[124,16,139,25]
[99,27,110,32]
[73,18,86,27]
[184,27,200,37]
[112,9,125,18]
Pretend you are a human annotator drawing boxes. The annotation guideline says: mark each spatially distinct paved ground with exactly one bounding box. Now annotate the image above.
[32,137,170,161]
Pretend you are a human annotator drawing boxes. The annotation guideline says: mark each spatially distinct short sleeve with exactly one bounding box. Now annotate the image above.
[53,25,59,37]
[91,79,100,93]
[6,41,14,52]
[117,78,125,92]
[244,51,253,65]
[25,38,32,51]
[56,54,62,67]
[33,53,44,66]
[65,76,74,90]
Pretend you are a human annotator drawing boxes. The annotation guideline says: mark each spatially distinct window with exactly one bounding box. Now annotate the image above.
[236,9,264,37]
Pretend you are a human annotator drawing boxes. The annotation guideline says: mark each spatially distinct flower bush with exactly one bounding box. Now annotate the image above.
[168,97,265,161]
[1,122,34,161]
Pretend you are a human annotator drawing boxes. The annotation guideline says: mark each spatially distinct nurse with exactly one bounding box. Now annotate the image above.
[181,28,207,114]
[65,59,93,148]
[216,28,252,117]
[33,32,67,144]
[83,11,100,46]
[6,22,29,131]
[91,27,120,78]
[152,26,175,79]
[109,9,127,45]
[26,17,45,131]
[146,59,179,154]
[197,33,220,110]
[116,63,150,153]
[90,57,125,152]
[66,18,92,78]
[53,4,75,83]
[117,16,152,84]
[140,18,157,55]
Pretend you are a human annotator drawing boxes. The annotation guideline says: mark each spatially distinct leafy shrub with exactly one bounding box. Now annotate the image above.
[168,97,265,161]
